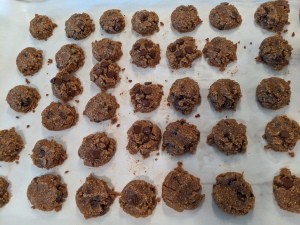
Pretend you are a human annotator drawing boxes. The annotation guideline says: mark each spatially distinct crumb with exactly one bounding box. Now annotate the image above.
[111,116,118,124]
[145,170,147,173]
[283,29,288,33]
[137,160,140,163]
[155,158,158,161]
[177,161,183,167]
[238,41,240,44]
[195,114,200,118]
[167,103,170,106]
[156,197,161,203]
[292,32,295,37]
[46,94,49,96]
[128,79,132,83]
[156,152,160,156]
[33,110,35,113]
[244,46,246,49]
[47,58,53,65]
[288,152,295,158]
[46,73,49,75]
[122,68,125,72]
[250,42,252,45]
[160,22,164,26]
[16,116,20,119]
[120,92,124,96]
[26,125,30,128]
[25,78,30,84]
[16,160,19,164]
[205,38,209,42]
[116,124,120,127]
[75,100,79,103]
[64,170,69,174]
[165,80,168,82]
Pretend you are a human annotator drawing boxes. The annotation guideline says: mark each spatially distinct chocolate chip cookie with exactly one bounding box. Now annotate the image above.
[65,13,95,40]
[131,10,159,36]
[100,9,125,34]
[0,128,24,162]
[29,14,57,40]
[0,177,10,208]
[92,38,123,62]
[16,47,43,76]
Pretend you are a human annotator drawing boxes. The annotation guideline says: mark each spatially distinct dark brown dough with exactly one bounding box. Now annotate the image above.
[16,47,43,76]
[208,79,242,112]
[167,77,201,115]
[256,77,291,110]
[162,163,204,212]
[131,10,159,36]
[31,139,67,169]
[0,128,24,162]
[29,14,57,40]
[83,92,119,123]
[171,5,202,33]
[90,60,121,91]
[6,85,40,113]
[130,39,161,68]
[213,172,255,215]
[119,180,157,217]
[27,174,68,212]
[41,102,78,131]
[203,37,237,71]
[209,2,242,30]
[263,115,300,152]
[65,13,95,40]
[162,119,200,156]
[0,177,10,208]
[207,119,248,155]
[127,120,161,158]
[92,38,123,62]
[78,132,116,167]
[100,9,125,34]
[273,168,300,213]
[254,0,290,32]
[166,36,202,69]
[256,35,292,71]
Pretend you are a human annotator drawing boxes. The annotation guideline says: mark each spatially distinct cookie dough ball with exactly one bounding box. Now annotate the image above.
[0,177,10,208]
[162,119,200,156]
[6,85,40,113]
[256,77,291,110]
[78,132,116,167]
[41,102,78,131]
[90,60,121,91]
[254,0,289,32]
[127,120,161,158]
[100,9,125,34]
[27,174,68,212]
[131,10,159,36]
[256,35,292,71]
[83,92,119,123]
[273,168,300,213]
[167,77,201,115]
[55,44,85,73]
[130,39,161,68]
[29,14,57,40]
[119,180,157,217]
[31,139,67,169]
[92,38,123,62]
[0,128,24,162]
[208,79,242,112]
[263,115,300,152]
[207,119,248,155]
[130,82,163,113]
[213,172,255,215]
[65,13,95,40]
[16,47,43,76]
[171,5,202,33]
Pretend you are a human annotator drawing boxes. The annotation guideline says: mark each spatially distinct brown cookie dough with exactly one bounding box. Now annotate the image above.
[254,0,290,32]
[27,174,68,212]
[171,5,202,33]
[273,168,300,213]
[6,85,40,113]
[207,119,248,155]
[256,35,292,71]
[119,180,157,217]
[127,120,161,158]
[213,172,255,215]
[100,9,125,34]
[256,77,291,110]
[16,47,43,76]
[29,14,57,40]
[130,39,161,68]
[55,44,85,73]
[162,119,200,156]
[0,128,24,162]
[166,37,202,70]
[203,37,237,71]
[31,139,67,169]
[83,92,119,123]
[208,79,242,112]
[41,102,78,131]
[263,115,300,152]
[167,77,201,115]
[90,60,121,91]
[0,177,10,208]
[78,132,116,167]
[65,13,95,40]
[209,2,242,30]
[92,38,123,62]
[131,10,159,36]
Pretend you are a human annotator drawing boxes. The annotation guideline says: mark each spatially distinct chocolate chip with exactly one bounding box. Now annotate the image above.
[185,46,193,54]
[176,39,184,45]
[107,70,116,78]
[144,82,152,85]
[131,84,141,93]
[95,68,103,75]
[149,50,156,58]
[141,99,150,107]
[92,150,100,159]
[90,198,99,209]
[50,78,56,84]
[282,177,293,188]
[280,130,290,138]
[169,45,176,52]
[100,60,109,67]
[143,86,152,95]
[145,41,153,48]
[139,49,147,56]
[175,50,183,57]
[237,191,247,202]
[133,125,142,134]
[21,98,32,107]
[133,43,141,50]
[39,149,46,157]
[143,127,152,135]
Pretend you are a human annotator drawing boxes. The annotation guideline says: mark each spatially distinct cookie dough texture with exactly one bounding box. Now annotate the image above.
[6,85,40,113]
[16,47,43,76]
[119,180,157,218]
[166,37,202,69]
[65,13,95,40]
[29,14,57,40]
[0,177,10,208]
[100,9,125,34]
[131,10,159,36]
[92,38,123,62]
[213,172,255,215]
[0,128,24,162]
[27,174,68,212]
[263,115,300,152]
